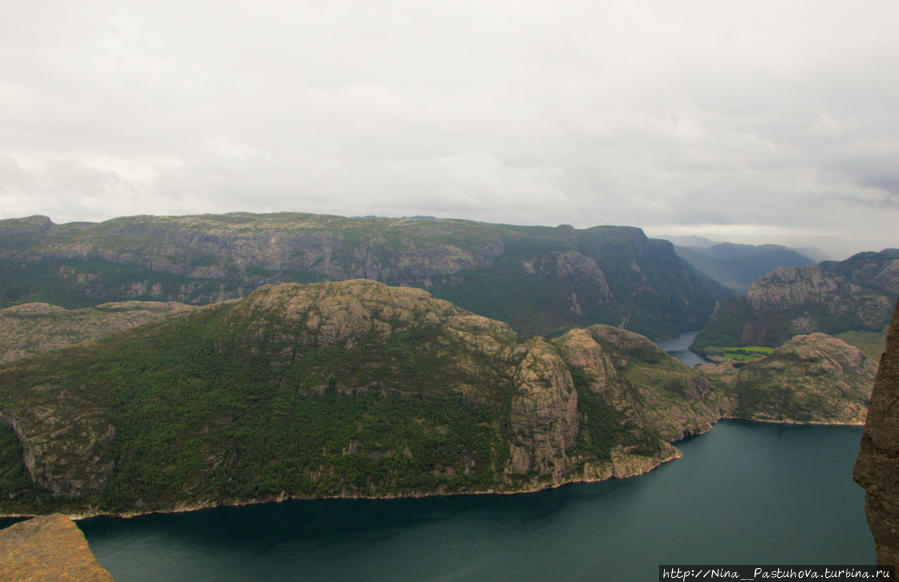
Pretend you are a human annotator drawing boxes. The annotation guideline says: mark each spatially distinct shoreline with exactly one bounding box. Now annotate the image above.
[721,415,865,427]
[3,448,684,522]
[0,417,860,521]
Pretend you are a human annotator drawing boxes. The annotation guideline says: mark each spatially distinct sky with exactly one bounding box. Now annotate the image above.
[1,1,898,259]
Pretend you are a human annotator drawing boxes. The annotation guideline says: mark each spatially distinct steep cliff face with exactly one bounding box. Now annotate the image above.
[552,325,722,480]
[854,299,899,567]
[0,514,114,581]
[507,339,579,483]
[0,280,720,516]
[742,267,892,343]
[693,249,898,352]
[702,333,876,424]
[0,212,720,339]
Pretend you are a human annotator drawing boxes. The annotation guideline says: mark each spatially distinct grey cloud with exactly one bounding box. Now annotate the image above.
[0,1,897,258]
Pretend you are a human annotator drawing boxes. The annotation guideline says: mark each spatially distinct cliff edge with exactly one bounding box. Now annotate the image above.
[0,514,113,581]
[854,298,899,567]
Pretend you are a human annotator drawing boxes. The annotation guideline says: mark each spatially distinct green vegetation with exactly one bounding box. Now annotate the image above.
[691,296,753,354]
[702,346,773,362]
[0,212,721,340]
[569,367,624,459]
[0,257,240,309]
[0,424,32,499]
[835,328,888,361]
[707,334,878,425]
[0,292,515,513]
[0,281,725,516]
[693,251,898,352]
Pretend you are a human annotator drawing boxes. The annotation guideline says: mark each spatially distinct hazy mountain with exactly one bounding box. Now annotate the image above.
[0,212,724,340]
[692,249,899,353]
[674,242,816,293]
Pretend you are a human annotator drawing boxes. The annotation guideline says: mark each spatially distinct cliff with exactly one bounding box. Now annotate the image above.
[0,280,720,516]
[855,299,899,567]
[0,514,113,581]
[693,249,898,353]
[0,212,722,339]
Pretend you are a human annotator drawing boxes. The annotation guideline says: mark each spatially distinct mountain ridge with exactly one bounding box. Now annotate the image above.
[0,212,723,340]
[0,280,723,517]
[692,249,898,353]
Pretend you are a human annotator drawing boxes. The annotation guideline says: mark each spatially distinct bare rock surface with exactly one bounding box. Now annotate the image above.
[855,299,899,567]
[0,514,113,581]
[0,301,196,364]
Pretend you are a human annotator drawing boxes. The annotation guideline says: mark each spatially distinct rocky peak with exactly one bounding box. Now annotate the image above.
[820,249,899,295]
[712,332,877,424]
[226,279,516,355]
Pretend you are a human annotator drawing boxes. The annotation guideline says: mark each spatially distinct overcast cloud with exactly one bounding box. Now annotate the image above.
[2,0,898,258]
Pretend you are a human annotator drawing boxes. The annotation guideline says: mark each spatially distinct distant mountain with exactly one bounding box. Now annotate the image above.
[663,235,719,249]
[0,212,723,340]
[674,242,816,293]
[692,249,899,353]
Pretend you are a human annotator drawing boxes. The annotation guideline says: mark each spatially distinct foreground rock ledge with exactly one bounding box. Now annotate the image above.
[855,298,899,568]
[0,514,113,582]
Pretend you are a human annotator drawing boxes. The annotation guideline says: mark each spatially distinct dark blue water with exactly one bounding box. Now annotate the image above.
[656,330,707,368]
[70,421,871,581]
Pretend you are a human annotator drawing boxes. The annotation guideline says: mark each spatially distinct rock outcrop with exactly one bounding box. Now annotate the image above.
[507,339,579,483]
[0,301,196,364]
[702,333,876,424]
[855,299,899,567]
[693,249,898,353]
[0,514,113,581]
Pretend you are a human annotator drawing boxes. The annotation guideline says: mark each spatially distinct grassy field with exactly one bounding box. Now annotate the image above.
[835,328,888,361]
[703,345,774,362]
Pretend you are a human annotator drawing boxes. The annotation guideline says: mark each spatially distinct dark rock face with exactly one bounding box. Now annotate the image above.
[0,514,114,581]
[854,299,899,567]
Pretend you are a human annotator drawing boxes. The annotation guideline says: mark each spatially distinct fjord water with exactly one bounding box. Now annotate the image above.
[655,329,707,368]
[76,421,871,581]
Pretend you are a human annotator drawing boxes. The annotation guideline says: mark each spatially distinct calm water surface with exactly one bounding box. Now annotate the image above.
[656,330,707,368]
[72,421,871,581]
